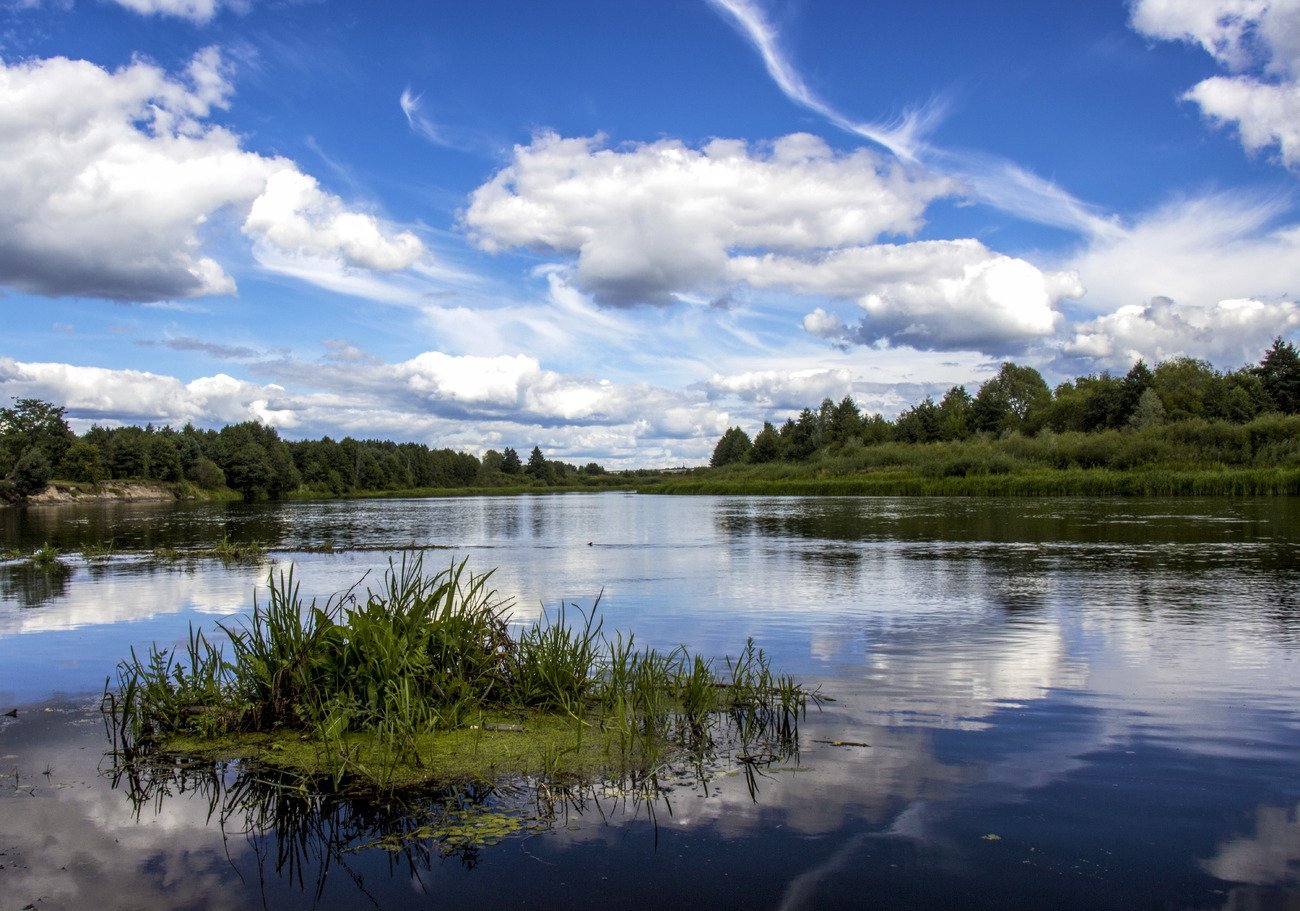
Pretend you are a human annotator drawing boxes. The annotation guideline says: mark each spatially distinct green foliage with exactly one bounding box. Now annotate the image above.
[653,467,1300,497]
[748,421,782,463]
[106,558,815,790]
[971,362,1051,435]
[501,447,522,474]
[0,396,619,501]
[710,426,752,467]
[57,440,106,483]
[214,422,299,500]
[937,386,973,440]
[894,397,942,444]
[706,340,1300,487]
[148,434,183,482]
[0,398,73,466]
[107,426,149,478]
[1128,388,1166,429]
[783,409,822,460]
[11,447,53,496]
[1257,337,1300,414]
[526,445,547,479]
[479,448,504,478]
[186,456,226,490]
[828,395,863,443]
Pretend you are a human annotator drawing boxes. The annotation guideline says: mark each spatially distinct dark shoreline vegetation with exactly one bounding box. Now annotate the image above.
[2,337,1298,503]
[694,339,1300,496]
[103,556,815,799]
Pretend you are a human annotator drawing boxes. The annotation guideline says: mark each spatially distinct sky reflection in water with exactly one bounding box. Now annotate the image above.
[1,494,1297,910]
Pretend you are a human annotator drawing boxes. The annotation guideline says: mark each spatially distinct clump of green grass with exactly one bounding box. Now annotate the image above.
[141,537,267,564]
[25,542,70,573]
[105,556,816,792]
[202,534,267,563]
[81,540,116,562]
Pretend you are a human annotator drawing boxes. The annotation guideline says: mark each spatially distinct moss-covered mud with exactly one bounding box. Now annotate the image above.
[161,708,665,789]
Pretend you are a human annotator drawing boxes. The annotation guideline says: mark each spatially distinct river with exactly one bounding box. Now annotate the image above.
[1,493,1297,910]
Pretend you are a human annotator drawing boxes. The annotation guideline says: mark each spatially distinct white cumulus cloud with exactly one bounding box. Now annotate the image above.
[732,240,1082,353]
[0,357,294,426]
[109,0,245,23]
[1053,191,1300,370]
[1132,0,1300,168]
[1064,296,1300,369]
[700,368,853,410]
[464,131,954,306]
[244,170,423,271]
[1185,76,1300,166]
[0,350,735,461]
[0,48,424,303]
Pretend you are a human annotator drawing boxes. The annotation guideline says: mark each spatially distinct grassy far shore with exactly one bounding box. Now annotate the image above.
[12,460,1300,505]
[683,412,1300,497]
[650,467,1300,497]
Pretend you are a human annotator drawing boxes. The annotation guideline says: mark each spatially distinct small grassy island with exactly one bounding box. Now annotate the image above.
[104,557,815,796]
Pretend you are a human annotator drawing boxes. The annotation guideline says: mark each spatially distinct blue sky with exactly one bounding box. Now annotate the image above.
[2,0,1298,465]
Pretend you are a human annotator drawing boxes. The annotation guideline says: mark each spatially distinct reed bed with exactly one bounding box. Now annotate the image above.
[105,555,815,791]
[649,467,1300,497]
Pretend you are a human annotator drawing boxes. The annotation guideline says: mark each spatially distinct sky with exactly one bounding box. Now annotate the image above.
[1,0,1299,466]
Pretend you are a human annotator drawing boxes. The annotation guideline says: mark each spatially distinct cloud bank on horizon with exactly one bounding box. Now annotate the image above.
[0,0,1298,465]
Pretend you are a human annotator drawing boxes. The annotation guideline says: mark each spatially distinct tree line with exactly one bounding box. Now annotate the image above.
[0,403,606,502]
[710,338,1300,468]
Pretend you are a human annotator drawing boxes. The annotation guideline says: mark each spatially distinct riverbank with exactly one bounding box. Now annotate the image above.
[8,479,243,506]
[648,466,1300,496]
[8,464,1299,507]
[288,479,639,500]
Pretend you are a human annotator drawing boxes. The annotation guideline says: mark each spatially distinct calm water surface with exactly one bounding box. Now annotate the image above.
[1,494,1297,910]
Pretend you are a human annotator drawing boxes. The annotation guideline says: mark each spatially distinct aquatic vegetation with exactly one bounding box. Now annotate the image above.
[203,534,267,563]
[105,556,816,795]
[80,539,116,562]
[25,542,70,573]
[142,538,267,564]
[29,541,60,564]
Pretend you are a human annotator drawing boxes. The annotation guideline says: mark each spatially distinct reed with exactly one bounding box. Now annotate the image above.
[649,467,1300,497]
[105,556,815,792]
[204,534,267,563]
[80,539,116,562]
[27,542,63,567]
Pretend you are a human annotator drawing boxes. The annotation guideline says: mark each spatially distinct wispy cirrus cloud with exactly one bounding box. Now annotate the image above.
[704,0,945,162]
[399,86,450,147]
[706,0,1119,239]
[136,336,261,360]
